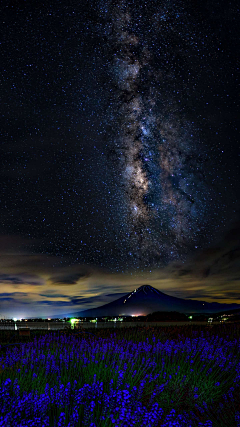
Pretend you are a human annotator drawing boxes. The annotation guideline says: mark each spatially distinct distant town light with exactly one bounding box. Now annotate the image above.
[48,318,51,320]
[13,318,17,322]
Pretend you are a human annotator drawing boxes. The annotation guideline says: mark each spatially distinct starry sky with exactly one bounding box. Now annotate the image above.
[0,0,239,318]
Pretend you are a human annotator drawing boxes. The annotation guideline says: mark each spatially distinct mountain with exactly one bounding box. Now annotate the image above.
[49,285,240,318]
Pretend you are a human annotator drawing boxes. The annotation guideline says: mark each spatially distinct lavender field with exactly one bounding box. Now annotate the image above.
[0,324,240,427]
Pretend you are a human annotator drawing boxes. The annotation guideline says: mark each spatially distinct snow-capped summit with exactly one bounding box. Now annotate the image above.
[129,285,163,296]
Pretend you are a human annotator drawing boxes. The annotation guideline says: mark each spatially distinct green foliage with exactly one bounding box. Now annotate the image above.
[0,323,240,426]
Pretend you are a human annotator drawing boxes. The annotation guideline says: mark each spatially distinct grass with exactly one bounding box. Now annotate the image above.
[0,323,240,426]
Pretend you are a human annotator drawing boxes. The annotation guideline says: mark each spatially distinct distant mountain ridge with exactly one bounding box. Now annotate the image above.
[48,285,240,318]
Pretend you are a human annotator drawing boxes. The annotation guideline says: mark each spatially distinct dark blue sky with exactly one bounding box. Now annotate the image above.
[0,0,239,318]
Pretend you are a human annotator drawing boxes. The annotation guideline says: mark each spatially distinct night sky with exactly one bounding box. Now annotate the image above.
[0,0,239,319]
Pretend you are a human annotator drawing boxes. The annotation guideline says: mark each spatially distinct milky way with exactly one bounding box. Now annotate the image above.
[1,0,238,274]
[99,0,216,267]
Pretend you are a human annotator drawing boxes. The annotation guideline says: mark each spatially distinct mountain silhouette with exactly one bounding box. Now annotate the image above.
[49,285,240,318]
